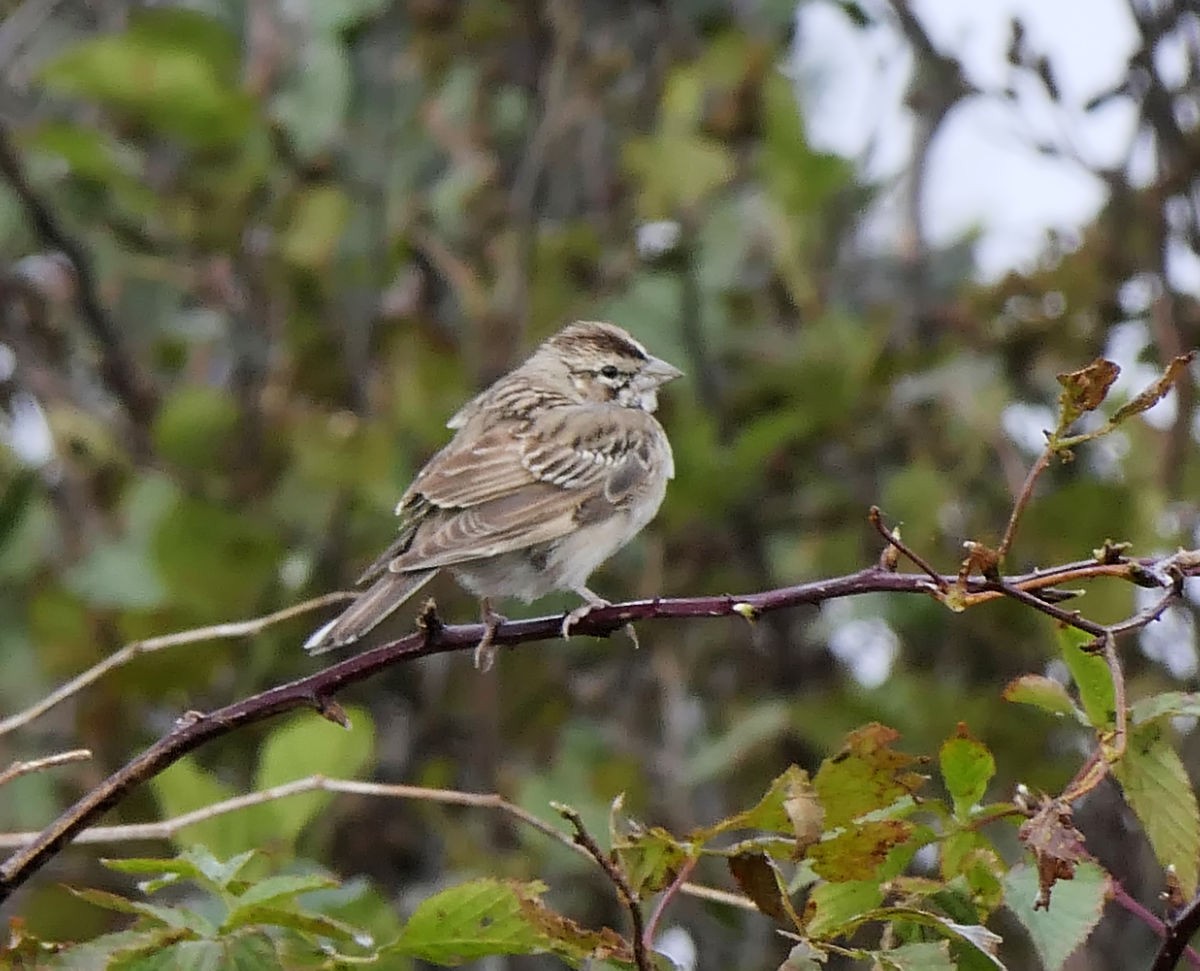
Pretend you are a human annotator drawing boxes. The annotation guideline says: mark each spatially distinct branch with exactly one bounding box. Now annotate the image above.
[557,804,651,971]
[1152,887,1200,971]
[0,749,91,789]
[0,120,158,437]
[0,773,751,912]
[4,551,1200,905]
[0,592,354,738]
[1110,879,1200,971]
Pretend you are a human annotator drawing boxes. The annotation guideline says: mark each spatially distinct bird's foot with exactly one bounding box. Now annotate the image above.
[561,596,639,649]
[474,599,508,672]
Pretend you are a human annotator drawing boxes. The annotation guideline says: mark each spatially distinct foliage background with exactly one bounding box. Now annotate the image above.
[0,0,1198,968]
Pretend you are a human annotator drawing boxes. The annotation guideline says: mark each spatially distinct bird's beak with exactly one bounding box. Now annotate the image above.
[644,356,684,386]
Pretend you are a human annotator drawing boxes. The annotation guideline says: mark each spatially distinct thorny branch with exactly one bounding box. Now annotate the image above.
[1,544,1198,905]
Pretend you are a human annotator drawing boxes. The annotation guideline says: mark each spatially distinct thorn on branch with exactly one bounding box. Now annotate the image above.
[315,698,351,730]
[416,598,443,640]
[1094,539,1132,565]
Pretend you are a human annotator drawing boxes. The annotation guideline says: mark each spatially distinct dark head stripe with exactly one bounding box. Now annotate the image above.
[549,321,648,361]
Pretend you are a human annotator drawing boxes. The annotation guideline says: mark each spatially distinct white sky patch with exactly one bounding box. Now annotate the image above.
[823,600,901,689]
[1001,402,1055,454]
[1136,585,1198,681]
[654,927,697,971]
[793,0,1143,279]
[2,391,54,467]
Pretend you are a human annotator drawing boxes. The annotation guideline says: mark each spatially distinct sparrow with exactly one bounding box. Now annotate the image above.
[303,320,682,669]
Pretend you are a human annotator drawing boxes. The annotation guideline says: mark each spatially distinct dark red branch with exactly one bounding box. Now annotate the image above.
[2,555,1198,906]
[0,566,924,902]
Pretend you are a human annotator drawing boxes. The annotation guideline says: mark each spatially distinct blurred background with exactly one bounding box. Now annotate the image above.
[0,0,1198,968]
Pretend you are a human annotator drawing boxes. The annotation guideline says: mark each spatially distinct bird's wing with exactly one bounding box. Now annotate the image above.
[379,406,664,573]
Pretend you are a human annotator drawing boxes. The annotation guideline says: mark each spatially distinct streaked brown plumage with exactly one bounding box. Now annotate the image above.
[303,321,681,668]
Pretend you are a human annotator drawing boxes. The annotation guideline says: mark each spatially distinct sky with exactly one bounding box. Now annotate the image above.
[791,0,1177,284]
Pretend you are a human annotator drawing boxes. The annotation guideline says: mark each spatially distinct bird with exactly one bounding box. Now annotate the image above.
[303,320,682,670]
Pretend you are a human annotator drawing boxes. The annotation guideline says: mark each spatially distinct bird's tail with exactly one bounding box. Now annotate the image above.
[303,569,438,655]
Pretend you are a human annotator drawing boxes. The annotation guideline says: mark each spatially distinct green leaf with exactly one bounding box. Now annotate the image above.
[101,847,256,894]
[138,931,280,971]
[222,903,367,944]
[1111,721,1200,896]
[153,387,240,473]
[181,847,260,891]
[1002,675,1084,721]
[388,879,548,964]
[695,765,817,841]
[68,886,216,937]
[39,10,253,148]
[63,541,169,609]
[254,706,375,844]
[153,497,282,616]
[1130,691,1200,725]
[813,724,926,829]
[309,0,389,32]
[804,880,884,939]
[1005,861,1109,971]
[822,907,1004,967]
[282,185,351,270]
[1057,628,1114,730]
[624,133,735,216]
[230,873,338,908]
[614,826,691,896]
[874,941,955,971]
[149,758,262,858]
[273,38,350,160]
[939,725,996,818]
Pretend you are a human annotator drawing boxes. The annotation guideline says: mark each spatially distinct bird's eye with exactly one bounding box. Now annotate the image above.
[599,364,621,380]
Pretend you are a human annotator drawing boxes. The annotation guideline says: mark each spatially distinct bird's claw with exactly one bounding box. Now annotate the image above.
[474,601,507,672]
[560,603,640,649]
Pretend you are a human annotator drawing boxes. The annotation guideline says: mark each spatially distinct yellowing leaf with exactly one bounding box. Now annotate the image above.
[813,724,926,829]
[807,820,915,882]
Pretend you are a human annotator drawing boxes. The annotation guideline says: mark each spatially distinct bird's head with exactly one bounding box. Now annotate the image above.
[543,321,683,412]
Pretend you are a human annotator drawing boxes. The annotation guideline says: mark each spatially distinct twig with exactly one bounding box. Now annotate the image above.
[1112,881,1200,969]
[997,447,1054,558]
[5,554,1200,904]
[0,120,158,437]
[982,579,1108,638]
[1152,887,1200,971]
[0,592,354,737]
[869,506,949,590]
[0,749,91,789]
[556,804,651,971]
[1099,631,1127,764]
[643,855,698,952]
[0,773,751,911]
